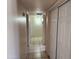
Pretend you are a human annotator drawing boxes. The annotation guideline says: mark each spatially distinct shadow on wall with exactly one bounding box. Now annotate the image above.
[18,23,27,59]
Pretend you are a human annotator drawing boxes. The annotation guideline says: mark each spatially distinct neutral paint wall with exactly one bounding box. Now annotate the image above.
[45,9,58,58]
[45,13,50,56]
[47,1,71,59]
[29,15,43,37]
[48,0,68,11]
[18,23,27,59]
[49,8,58,59]
[7,0,20,59]
[57,1,71,59]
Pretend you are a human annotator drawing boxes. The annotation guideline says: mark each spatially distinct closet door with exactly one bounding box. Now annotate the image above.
[49,8,58,59]
[57,1,71,59]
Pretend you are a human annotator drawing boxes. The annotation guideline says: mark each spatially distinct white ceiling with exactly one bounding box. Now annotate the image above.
[18,0,56,12]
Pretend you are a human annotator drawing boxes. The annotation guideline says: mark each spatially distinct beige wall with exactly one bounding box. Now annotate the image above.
[57,1,71,59]
[18,23,27,59]
[7,0,20,59]
[49,8,58,59]
[45,13,50,55]
[47,1,71,59]
[7,0,27,59]
[29,15,43,37]
[46,8,58,59]
[48,0,68,11]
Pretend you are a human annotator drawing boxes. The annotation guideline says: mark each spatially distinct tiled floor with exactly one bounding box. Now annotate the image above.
[28,45,49,59]
[28,37,49,59]
[28,51,49,59]
[29,45,48,59]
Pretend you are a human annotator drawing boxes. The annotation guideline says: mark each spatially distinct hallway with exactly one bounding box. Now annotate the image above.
[28,37,47,59]
[28,44,49,59]
[29,51,48,59]
[7,0,71,59]
[28,34,48,59]
[27,14,49,59]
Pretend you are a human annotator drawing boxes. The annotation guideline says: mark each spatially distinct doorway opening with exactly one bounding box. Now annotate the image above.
[29,14,45,52]
[27,14,48,59]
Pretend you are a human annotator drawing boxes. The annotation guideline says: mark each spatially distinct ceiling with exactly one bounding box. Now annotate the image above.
[18,0,56,12]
